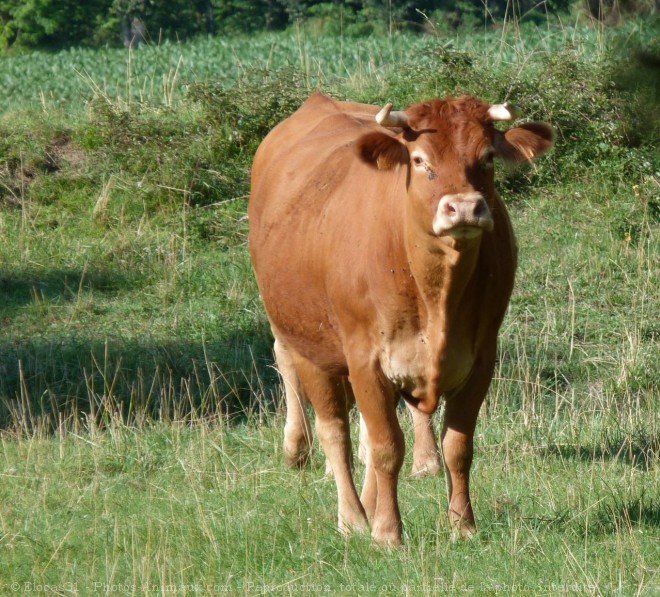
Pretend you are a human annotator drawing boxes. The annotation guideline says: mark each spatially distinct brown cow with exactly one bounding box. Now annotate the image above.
[249,92,553,545]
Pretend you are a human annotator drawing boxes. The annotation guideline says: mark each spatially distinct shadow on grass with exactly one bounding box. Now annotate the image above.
[590,497,660,533]
[0,250,285,432]
[541,435,660,471]
[519,498,660,536]
[0,268,139,311]
[0,331,280,432]
[0,265,278,430]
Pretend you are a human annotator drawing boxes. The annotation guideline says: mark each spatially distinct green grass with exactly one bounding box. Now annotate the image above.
[1,19,654,115]
[1,407,658,593]
[0,17,658,595]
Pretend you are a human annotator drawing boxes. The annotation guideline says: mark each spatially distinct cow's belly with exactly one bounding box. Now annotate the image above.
[260,263,361,377]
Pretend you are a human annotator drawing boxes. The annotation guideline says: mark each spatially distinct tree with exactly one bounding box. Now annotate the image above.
[0,0,112,50]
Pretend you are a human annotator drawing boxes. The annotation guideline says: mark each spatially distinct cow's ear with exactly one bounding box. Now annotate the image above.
[357,132,409,170]
[497,123,554,164]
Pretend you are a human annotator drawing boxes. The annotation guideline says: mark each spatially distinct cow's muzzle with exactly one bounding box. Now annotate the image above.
[432,193,494,238]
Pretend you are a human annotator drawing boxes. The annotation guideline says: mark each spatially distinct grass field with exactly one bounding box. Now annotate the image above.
[0,15,658,596]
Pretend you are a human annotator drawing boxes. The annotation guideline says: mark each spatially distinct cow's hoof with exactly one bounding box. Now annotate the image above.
[410,458,442,478]
[450,520,477,541]
[324,458,334,478]
[338,514,369,537]
[372,524,403,547]
[284,444,312,468]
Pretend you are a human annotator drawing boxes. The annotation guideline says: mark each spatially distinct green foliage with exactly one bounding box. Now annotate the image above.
[0,0,113,49]
[189,68,308,154]
[106,0,217,44]
[609,35,660,158]
[300,2,388,37]
[0,0,583,51]
[214,0,289,34]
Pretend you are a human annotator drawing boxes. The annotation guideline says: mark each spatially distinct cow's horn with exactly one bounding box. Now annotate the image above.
[376,103,409,128]
[488,102,520,121]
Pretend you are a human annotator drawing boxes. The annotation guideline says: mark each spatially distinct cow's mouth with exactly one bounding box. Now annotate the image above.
[447,226,485,240]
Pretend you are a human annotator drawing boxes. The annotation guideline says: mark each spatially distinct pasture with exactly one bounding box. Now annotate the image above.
[0,17,658,595]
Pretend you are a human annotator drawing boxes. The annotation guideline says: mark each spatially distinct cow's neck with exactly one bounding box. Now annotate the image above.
[406,230,483,394]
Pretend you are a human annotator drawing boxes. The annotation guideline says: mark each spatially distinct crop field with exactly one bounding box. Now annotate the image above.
[0,16,658,596]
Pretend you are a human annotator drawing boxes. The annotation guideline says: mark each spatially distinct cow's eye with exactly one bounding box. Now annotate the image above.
[481,149,495,165]
[412,156,424,167]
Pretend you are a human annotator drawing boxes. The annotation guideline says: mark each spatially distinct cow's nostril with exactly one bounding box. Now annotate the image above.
[433,193,494,236]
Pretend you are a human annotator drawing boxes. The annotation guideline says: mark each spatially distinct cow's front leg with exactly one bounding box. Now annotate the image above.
[441,407,477,537]
[441,349,495,537]
[350,359,404,546]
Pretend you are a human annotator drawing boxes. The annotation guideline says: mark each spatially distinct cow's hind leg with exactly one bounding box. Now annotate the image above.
[290,350,368,535]
[359,403,440,478]
[405,401,442,478]
[323,378,355,478]
[275,338,313,468]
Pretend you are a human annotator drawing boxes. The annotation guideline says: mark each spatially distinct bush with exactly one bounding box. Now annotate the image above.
[188,68,309,154]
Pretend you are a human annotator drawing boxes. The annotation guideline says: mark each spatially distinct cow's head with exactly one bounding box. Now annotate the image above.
[357,96,553,240]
